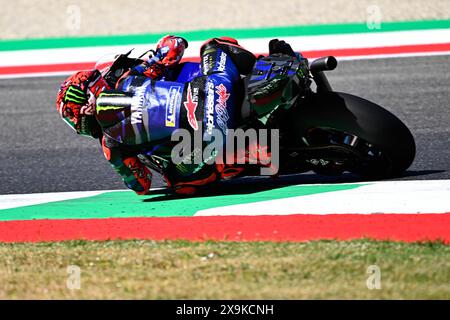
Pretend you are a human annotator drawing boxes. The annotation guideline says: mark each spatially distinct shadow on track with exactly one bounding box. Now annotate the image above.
[143,169,446,202]
[400,170,446,178]
[143,172,366,202]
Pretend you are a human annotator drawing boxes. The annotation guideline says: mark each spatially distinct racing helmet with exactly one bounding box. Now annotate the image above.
[56,70,102,138]
[155,35,188,67]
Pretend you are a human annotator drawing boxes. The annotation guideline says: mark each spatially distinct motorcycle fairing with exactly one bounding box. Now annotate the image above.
[247,54,309,117]
[97,76,185,145]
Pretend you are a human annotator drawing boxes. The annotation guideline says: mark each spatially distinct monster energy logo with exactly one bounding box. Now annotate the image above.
[65,86,87,104]
[96,92,130,112]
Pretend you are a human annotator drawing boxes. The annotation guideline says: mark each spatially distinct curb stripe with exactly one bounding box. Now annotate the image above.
[0,214,448,243]
[0,184,362,221]
[1,19,450,52]
[1,43,449,77]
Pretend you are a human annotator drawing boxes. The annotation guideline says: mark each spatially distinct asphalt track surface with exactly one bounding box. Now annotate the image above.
[1,55,449,195]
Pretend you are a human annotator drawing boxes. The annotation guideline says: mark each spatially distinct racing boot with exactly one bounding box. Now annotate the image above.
[200,37,256,75]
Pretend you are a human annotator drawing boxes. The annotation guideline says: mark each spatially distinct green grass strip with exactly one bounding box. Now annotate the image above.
[1,19,450,52]
[1,240,448,299]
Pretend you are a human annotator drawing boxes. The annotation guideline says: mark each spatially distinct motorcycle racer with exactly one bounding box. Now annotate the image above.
[56,35,307,195]
[56,35,190,195]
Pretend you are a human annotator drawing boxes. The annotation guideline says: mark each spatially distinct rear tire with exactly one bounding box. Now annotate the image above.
[290,92,416,177]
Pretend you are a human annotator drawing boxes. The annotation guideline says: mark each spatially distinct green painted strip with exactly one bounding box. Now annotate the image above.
[0,183,364,221]
[1,19,450,52]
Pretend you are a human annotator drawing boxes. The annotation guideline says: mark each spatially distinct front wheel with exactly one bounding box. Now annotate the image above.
[288,92,416,178]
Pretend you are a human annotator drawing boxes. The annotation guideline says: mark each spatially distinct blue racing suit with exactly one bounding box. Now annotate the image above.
[96,38,253,194]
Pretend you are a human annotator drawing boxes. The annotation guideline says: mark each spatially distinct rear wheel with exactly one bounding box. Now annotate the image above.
[288,92,416,178]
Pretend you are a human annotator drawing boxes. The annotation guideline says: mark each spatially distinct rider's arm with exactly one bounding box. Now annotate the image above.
[129,54,165,79]
[101,136,152,195]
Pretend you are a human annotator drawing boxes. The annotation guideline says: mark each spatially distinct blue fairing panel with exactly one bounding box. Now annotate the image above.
[175,62,202,83]
[105,77,185,145]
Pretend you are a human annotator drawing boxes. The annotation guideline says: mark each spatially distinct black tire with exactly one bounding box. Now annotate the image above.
[290,91,416,177]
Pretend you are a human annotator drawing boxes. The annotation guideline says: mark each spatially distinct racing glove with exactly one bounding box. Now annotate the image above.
[269,38,305,61]
[269,39,296,56]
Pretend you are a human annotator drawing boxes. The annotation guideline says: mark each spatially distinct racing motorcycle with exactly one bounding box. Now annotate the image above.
[95,50,416,181]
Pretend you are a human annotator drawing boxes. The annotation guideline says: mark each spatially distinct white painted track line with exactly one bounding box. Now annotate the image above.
[195,180,450,216]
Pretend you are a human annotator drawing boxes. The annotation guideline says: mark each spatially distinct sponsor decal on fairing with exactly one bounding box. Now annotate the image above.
[215,83,230,135]
[165,85,181,127]
[183,83,199,130]
[130,80,151,125]
[206,81,215,135]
